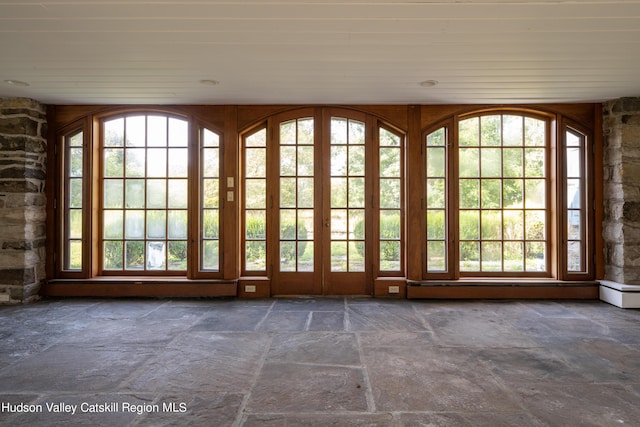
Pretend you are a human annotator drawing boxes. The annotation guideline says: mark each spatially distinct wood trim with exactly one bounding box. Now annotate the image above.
[42,279,237,298]
[407,282,598,299]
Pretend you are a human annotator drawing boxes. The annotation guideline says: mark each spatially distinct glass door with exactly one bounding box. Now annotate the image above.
[323,112,371,295]
[271,112,323,294]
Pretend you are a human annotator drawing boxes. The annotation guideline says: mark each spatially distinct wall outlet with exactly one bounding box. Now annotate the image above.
[0,294,10,302]
[245,285,257,293]
[388,285,400,294]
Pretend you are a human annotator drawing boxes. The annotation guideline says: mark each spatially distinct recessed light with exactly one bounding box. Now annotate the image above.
[419,80,438,88]
[199,79,219,86]
[4,79,30,87]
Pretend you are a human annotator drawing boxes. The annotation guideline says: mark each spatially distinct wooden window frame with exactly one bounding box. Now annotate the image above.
[422,108,594,280]
[53,109,225,280]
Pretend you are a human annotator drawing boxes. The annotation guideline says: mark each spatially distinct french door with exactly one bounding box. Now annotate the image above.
[243,108,386,295]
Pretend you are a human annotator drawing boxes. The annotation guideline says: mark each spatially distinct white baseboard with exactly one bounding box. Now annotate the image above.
[599,280,640,308]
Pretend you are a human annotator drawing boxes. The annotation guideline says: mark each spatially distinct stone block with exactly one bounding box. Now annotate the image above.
[623,201,640,222]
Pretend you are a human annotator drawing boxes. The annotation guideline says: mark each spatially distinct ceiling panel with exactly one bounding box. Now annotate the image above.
[0,0,639,104]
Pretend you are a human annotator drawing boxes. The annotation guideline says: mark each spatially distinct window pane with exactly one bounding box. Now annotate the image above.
[168,148,188,177]
[459,179,479,209]
[146,241,166,269]
[481,179,501,209]
[298,118,314,145]
[427,210,445,240]
[298,146,314,176]
[168,117,188,147]
[103,210,123,239]
[280,146,297,176]
[348,177,365,207]
[126,179,145,208]
[427,128,445,146]
[480,148,501,177]
[298,241,313,272]
[459,117,479,146]
[280,241,296,271]
[147,179,167,208]
[125,241,144,270]
[503,210,524,240]
[245,180,266,209]
[426,147,445,177]
[459,148,479,177]
[203,241,219,270]
[427,241,446,271]
[504,241,524,271]
[245,210,266,239]
[104,118,124,147]
[69,210,83,239]
[104,180,123,208]
[481,115,501,146]
[331,178,347,208]
[168,241,187,270]
[526,242,546,271]
[125,148,145,177]
[202,178,219,209]
[331,146,347,176]
[331,241,347,272]
[348,146,365,175]
[481,210,502,240]
[380,210,401,240]
[525,148,545,177]
[298,178,314,208]
[380,241,401,271]
[459,210,479,240]
[126,116,145,147]
[426,178,446,209]
[380,179,401,209]
[125,210,144,239]
[380,147,400,177]
[147,115,167,146]
[69,148,83,177]
[104,148,124,177]
[245,241,266,271]
[68,240,83,270]
[503,148,523,177]
[103,241,123,270]
[525,210,546,240]
[482,242,502,271]
[280,178,296,208]
[147,210,166,239]
[298,209,314,240]
[349,241,365,271]
[503,179,523,207]
[460,241,480,271]
[168,210,188,239]
[280,209,297,240]
[503,115,523,146]
[203,210,219,239]
[147,149,167,177]
[331,118,348,145]
[246,148,266,178]
[69,179,83,208]
[168,179,188,208]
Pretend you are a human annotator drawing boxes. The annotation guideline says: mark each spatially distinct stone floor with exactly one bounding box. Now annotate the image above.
[1,297,640,426]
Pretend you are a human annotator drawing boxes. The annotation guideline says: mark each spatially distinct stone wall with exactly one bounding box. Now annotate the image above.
[602,97,640,285]
[0,98,47,303]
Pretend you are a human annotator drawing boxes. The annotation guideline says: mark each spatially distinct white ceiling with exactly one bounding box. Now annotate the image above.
[1,0,639,105]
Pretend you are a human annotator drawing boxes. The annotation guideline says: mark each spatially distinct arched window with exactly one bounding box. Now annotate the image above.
[424,111,593,279]
[56,111,224,279]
